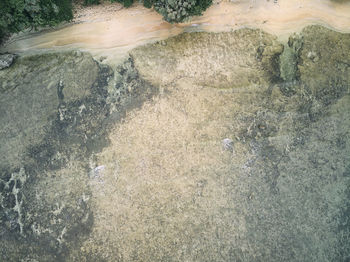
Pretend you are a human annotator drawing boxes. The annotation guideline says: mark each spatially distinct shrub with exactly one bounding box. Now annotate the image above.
[190,0,212,16]
[0,0,73,43]
[143,0,155,8]
[84,0,100,5]
[154,0,212,23]
[111,0,134,8]
[108,0,212,22]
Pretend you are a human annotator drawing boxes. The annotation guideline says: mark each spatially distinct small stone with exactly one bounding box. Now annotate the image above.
[222,138,234,153]
[0,54,17,70]
[258,124,266,130]
[99,56,107,62]
[4,193,16,208]
[307,51,319,62]
[75,51,82,57]
[89,165,105,183]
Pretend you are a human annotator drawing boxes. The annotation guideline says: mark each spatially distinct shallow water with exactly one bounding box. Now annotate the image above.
[0,1,350,261]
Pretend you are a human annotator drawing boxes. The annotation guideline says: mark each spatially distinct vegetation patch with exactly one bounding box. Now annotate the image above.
[0,0,73,42]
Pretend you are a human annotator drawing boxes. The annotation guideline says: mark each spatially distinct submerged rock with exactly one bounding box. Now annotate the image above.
[131,28,284,88]
[0,53,16,70]
[93,26,348,262]
[0,51,108,261]
[298,25,350,106]
[0,26,349,262]
[0,51,157,261]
